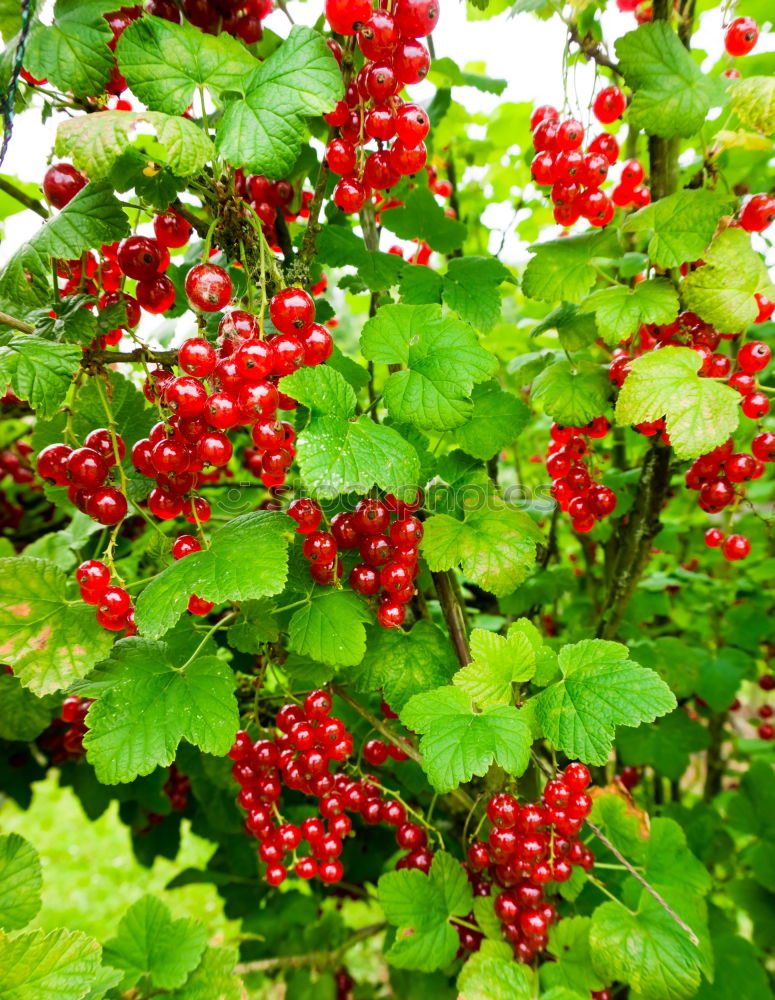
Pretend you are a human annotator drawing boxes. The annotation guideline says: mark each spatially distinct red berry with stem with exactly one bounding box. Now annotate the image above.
[331,512,360,549]
[300,324,333,366]
[742,392,770,420]
[185,263,232,312]
[42,163,86,209]
[84,429,125,466]
[67,448,108,489]
[333,175,370,213]
[353,498,390,535]
[197,431,232,467]
[288,498,322,534]
[136,275,176,314]
[705,527,724,548]
[349,563,381,596]
[117,235,163,281]
[737,341,771,373]
[165,376,208,418]
[556,118,584,151]
[395,104,430,148]
[325,0,372,34]
[593,86,626,124]
[740,194,775,233]
[154,210,192,248]
[394,0,440,37]
[378,601,405,628]
[179,337,216,378]
[76,560,110,593]
[722,533,750,561]
[303,530,337,565]
[36,443,72,485]
[270,287,315,335]
[725,16,759,57]
[86,487,127,525]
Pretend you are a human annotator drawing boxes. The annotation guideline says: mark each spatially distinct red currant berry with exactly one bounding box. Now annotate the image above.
[725,16,759,57]
[593,86,626,124]
[185,263,232,312]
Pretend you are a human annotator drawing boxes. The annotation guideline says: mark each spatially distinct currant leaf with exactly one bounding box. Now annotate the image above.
[168,946,242,1000]
[361,304,498,431]
[0,927,102,1000]
[522,229,620,304]
[115,14,259,115]
[615,345,740,459]
[450,381,530,461]
[582,278,680,346]
[346,620,459,712]
[0,834,42,933]
[378,852,473,971]
[0,674,53,743]
[25,0,114,99]
[441,256,515,332]
[135,512,294,640]
[421,500,542,596]
[216,26,343,175]
[452,624,536,708]
[79,638,239,784]
[457,941,534,1000]
[533,639,677,765]
[381,186,467,254]
[56,111,215,181]
[620,189,735,269]
[102,896,207,991]
[400,685,532,792]
[729,76,775,135]
[287,588,372,667]
[0,337,80,420]
[681,227,775,333]
[0,558,114,696]
[531,359,611,426]
[278,365,357,419]
[616,22,727,138]
[316,226,404,293]
[541,916,606,995]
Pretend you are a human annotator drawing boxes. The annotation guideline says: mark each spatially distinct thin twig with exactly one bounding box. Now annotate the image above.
[432,571,472,667]
[83,347,178,367]
[0,175,48,218]
[331,684,421,764]
[234,922,386,975]
[0,311,34,334]
[586,820,700,947]
[567,24,622,77]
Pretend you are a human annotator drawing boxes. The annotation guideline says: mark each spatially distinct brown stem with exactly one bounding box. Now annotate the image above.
[596,439,672,639]
[586,820,700,947]
[234,923,386,975]
[0,311,35,334]
[432,571,472,666]
[703,713,726,802]
[170,199,210,239]
[0,176,48,218]
[84,347,178,367]
[296,140,333,279]
[568,24,622,77]
[332,684,421,764]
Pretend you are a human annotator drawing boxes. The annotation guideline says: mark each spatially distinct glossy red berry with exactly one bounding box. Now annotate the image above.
[303,530,337,565]
[725,16,759,57]
[325,0,372,34]
[86,487,127,525]
[349,563,381,596]
[394,0,440,37]
[117,235,162,281]
[288,498,322,534]
[593,86,626,124]
[185,263,232,312]
[76,560,110,594]
[704,527,724,548]
[353,498,390,536]
[42,163,86,208]
[721,533,750,561]
[740,194,775,233]
[737,341,771,373]
[377,601,405,628]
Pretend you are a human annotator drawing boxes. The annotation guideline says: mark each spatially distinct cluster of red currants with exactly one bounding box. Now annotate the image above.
[0,439,35,534]
[35,695,94,764]
[614,0,653,23]
[36,429,129,527]
[75,559,137,634]
[147,0,273,43]
[546,419,618,533]
[287,494,423,628]
[233,170,307,249]
[461,763,595,964]
[530,95,651,229]
[163,763,191,811]
[229,690,428,886]
[323,0,438,212]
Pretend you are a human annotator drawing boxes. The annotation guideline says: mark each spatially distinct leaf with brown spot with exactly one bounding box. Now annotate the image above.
[0,558,114,695]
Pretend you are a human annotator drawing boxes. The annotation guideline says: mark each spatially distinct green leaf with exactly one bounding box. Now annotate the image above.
[81,638,239,784]
[458,941,534,1000]
[730,76,775,134]
[56,111,215,181]
[102,896,207,991]
[400,263,444,304]
[442,257,514,332]
[541,916,606,995]
[616,22,725,137]
[216,26,343,175]
[278,365,356,419]
[295,414,420,499]
[451,381,530,460]
[531,360,611,426]
[378,852,473,971]
[0,337,79,419]
[620,189,735,269]
[288,589,372,667]
[453,624,536,708]
[681,227,775,333]
[0,558,114,696]
[226,599,280,653]
[694,935,772,1000]
[316,226,404,293]
[615,345,740,460]
[115,13,259,115]
[531,303,599,352]
[0,674,53,742]
[421,500,542,596]
[25,0,114,98]
[533,639,676,765]
[361,304,497,432]
[582,279,680,346]
[522,229,620,304]
[617,709,710,781]
[0,835,42,932]
[346,620,458,712]
[168,946,242,1000]
[381,186,467,255]
[400,685,532,792]
[0,927,102,1000]
[643,819,712,897]
[590,896,705,1000]
[135,512,293,639]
